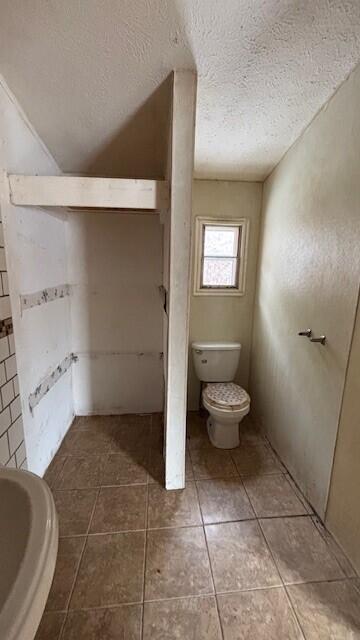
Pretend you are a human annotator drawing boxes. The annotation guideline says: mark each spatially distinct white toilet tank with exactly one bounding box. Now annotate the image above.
[192,341,241,382]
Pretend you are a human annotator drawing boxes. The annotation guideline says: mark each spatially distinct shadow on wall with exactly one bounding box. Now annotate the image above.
[82,75,173,180]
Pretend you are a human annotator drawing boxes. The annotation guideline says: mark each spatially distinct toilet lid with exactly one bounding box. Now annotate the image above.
[203,382,250,410]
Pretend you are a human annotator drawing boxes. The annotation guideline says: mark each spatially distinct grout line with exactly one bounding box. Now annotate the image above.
[57,513,334,540]
[141,424,151,640]
[59,486,101,638]
[193,476,225,638]
[67,599,143,613]
[51,576,355,615]
[256,517,307,639]
[58,611,68,640]
[310,514,356,578]
[57,535,87,640]
[195,478,225,640]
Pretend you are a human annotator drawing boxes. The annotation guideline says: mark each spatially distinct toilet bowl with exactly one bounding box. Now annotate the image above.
[202,382,250,449]
[191,342,251,449]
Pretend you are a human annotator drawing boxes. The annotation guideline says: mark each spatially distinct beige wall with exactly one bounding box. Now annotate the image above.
[250,64,360,517]
[188,180,262,410]
[326,290,360,573]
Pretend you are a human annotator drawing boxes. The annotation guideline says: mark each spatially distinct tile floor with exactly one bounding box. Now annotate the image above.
[36,411,360,639]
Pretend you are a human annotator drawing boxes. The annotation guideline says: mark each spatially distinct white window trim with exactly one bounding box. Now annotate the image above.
[193,216,249,296]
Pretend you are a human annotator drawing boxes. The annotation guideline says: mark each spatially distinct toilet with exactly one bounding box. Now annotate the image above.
[192,341,250,449]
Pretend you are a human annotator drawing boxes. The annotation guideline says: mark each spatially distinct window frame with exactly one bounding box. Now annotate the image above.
[193,217,249,296]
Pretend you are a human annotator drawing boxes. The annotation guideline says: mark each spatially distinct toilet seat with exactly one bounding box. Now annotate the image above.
[203,382,250,411]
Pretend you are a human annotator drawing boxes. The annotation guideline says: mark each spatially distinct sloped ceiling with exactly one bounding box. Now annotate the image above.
[1,1,360,180]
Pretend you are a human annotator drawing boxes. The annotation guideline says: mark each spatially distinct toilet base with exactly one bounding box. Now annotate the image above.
[207,416,240,449]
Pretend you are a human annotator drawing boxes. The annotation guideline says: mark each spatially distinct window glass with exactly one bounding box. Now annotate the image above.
[194,217,247,296]
[203,225,238,257]
[202,224,240,287]
[202,257,238,287]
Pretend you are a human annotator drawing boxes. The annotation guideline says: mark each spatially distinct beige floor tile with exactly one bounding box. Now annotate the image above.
[231,443,284,476]
[196,478,254,524]
[217,588,303,639]
[239,417,265,445]
[151,412,164,426]
[116,413,152,427]
[53,489,98,536]
[353,578,360,595]
[311,515,357,577]
[59,429,111,455]
[187,413,212,450]
[70,531,145,608]
[288,580,360,639]
[205,520,281,592]
[243,474,308,518]
[190,449,238,480]
[260,516,345,584]
[147,482,202,528]
[45,537,85,611]
[44,455,67,489]
[150,421,164,451]
[143,596,222,639]
[285,475,314,514]
[148,449,194,484]
[101,451,148,486]
[90,485,147,533]
[70,415,120,432]
[145,527,213,600]
[54,455,104,489]
[108,422,151,452]
[62,605,142,640]
[35,612,65,640]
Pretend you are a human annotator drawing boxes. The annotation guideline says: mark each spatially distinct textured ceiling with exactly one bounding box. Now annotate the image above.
[1,1,360,180]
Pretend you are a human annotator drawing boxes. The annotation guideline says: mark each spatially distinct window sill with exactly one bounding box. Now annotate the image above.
[193,289,245,297]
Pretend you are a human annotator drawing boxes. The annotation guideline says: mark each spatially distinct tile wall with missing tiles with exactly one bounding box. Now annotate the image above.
[0,218,27,470]
[0,77,74,477]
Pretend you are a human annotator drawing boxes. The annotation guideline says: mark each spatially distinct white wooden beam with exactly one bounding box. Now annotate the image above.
[8,175,169,210]
[165,70,197,490]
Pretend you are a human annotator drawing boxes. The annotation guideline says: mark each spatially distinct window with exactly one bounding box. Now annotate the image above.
[194,217,248,296]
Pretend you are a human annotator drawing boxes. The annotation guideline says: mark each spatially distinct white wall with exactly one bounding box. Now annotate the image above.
[188,180,262,410]
[67,211,163,415]
[250,64,360,517]
[326,289,360,573]
[0,77,74,476]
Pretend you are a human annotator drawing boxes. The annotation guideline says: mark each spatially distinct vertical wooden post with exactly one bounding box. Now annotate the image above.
[165,70,197,489]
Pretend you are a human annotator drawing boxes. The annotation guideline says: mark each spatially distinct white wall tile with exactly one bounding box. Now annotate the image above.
[8,333,15,355]
[5,354,17,380]
[0,362,6,386]
[0,431,9,464]
[0,296,11,320]
[1,379,14,407]
[0,247,6,271]
[15,441,26,467]
[13,374,19,396]
[0,406,11,436]
[6,455,16,468]
[0,336,9,361]
[8,416,24,455]
[10,396,21,423]
[1,272,9,296]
